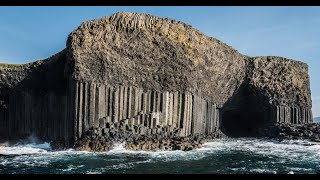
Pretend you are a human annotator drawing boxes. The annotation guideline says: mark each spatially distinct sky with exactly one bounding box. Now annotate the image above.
[0,6,319,117]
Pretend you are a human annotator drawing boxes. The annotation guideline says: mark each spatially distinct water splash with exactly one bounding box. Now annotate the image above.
[1,138,320,174]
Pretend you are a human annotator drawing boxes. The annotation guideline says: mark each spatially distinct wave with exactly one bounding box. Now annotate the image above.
[1,138,320,174]
[2,137,320,155]
[2,138,320,159]
[199,138,320,160]
[101,142,207,162]
[0,142,51,155]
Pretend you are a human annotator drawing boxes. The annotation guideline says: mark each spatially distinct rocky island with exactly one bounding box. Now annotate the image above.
[0,12,313,151]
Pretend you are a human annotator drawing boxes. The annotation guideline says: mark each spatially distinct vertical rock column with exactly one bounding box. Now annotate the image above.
[71,84,227,139]
[163,92,169,127]
[273,105,312,125]
[106,86,113,124]
[126,87,132,125]
[97,84,106,127]
[76,82,83,138]
[113,87,119,123]
[74,82,79,140]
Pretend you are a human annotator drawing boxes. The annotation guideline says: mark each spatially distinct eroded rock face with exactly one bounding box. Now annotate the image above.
[249,56,311,107]
[0,12,313,151]
[0,50,68,90]
[71,119,225,152]
[67,12,247,105]
[0,51,73,142]
[259,122,320,143]
[220,56,312,137]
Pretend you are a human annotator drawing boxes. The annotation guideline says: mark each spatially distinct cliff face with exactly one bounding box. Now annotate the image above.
[0,12,313,146]
[0,50,75,145]
[250,56,311,107]
[221,56,312,136]
[68,12,247,104]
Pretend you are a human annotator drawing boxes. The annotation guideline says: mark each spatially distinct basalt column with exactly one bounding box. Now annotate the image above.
[0,12,313,147]
[72,83,223,139]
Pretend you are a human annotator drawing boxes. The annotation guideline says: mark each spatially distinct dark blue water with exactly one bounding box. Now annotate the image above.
[1,138,320,174]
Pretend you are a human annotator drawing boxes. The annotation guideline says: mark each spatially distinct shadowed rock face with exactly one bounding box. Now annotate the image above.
[0,50,73,144]
[0,12,313,147]
[221,57,312,137]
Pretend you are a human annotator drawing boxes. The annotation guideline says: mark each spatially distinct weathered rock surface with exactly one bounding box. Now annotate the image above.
[68,12,247,105]
[72,120,224,152]
[0,12,313,151]
[259,122,320,143]
[249,56,311,107]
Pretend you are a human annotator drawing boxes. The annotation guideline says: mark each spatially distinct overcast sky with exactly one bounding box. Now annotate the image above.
[0,6,319,117]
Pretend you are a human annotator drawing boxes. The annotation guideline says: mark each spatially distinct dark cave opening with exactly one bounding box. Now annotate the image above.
[222,109,266,137]
[221,84,271,137]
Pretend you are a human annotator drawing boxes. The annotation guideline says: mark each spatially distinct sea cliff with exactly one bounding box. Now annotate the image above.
[0,12,313,151]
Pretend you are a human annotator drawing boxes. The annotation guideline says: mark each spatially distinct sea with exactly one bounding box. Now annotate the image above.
[0,138,320,174]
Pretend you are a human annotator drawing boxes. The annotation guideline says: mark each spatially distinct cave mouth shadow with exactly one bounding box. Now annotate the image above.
[221,83,271,137]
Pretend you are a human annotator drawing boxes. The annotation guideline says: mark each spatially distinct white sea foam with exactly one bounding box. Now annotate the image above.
[249,168,277,174]
[79,138,320,164]
[103,142,207,162]
[61,165,84,172]
[107,143,127,153]
[1,138,320,173]
[86,170,102,174]
[2,138,320,160]
[289,167,313,172]
[196,138,320,162]
[0,142,51,155]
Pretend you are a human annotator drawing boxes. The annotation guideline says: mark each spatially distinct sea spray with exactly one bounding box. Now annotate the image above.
[1,138,320,174]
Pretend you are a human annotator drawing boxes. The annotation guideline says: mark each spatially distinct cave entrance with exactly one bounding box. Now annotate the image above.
[221,83,271,137]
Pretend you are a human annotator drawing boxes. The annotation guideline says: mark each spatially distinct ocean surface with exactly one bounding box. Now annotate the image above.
[1,138,320,174]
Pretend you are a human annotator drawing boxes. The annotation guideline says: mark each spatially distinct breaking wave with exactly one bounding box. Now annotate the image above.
[1,138,320,174]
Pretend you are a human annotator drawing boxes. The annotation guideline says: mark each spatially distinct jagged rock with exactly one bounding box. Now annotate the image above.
[260,122,320,143]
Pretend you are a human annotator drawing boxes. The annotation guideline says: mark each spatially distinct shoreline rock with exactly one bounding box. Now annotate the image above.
[0,12,313,149]
[0,142,9,148]
[259,122,320,143]
[70,121,225,152]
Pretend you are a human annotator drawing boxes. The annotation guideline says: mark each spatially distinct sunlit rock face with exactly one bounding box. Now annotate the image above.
[0,12,312,148]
